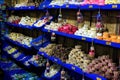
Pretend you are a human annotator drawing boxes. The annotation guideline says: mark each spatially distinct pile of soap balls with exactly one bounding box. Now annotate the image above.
[40,44,71,62]
[86,55,120,80]
[66,45,92,71]
[8,32,33,47]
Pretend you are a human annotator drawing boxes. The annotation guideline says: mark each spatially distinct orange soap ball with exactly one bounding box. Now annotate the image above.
[111,35,117,39]
[117,39,120,43]
[111,39,117,43]
[97,36,103,40]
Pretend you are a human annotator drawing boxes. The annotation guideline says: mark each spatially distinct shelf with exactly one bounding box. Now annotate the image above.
[6,22,33,29]
[7,3,120,10]
[7,6,39,10]
[2,43,32,67]
[42,28,120,48]
[47,4,120,10]
[38,51,107,80]
[4,36,32,49]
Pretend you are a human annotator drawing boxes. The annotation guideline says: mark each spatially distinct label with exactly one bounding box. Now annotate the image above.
[82,37,86,40]
[71,66,75,70]
[43,5,45,8]
[42,53,44,56]
[54,59,58,62]
[28,7,31,9]
[52,5,55,7]
[106,42,111,45]
[112,5,117,8]
[96,77,102,80]
[66,5,69,8]
[89,5,93,8]
[48,30,50,32]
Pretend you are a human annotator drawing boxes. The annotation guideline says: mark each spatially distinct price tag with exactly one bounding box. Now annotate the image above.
[71,66,75,70]
[82,37,86,40]
[89,5,93,8]
[41,53,44,56]
[29,7,31,9]
[66,5,69,8]
[112,5,117,8]
[96,77,102,80]
[43,5,45,8]
[54,59,58,62]
[106,42,111,45]
[52,5,55,8]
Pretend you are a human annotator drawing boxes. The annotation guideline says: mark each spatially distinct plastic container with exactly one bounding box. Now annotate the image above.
[31,35,49,49]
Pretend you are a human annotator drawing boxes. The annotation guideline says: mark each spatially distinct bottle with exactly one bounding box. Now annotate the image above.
[77,10,83,23]
[46,61,50,73]
[51,32,56,43]
[60,69,66,80]
[89,45,95,58]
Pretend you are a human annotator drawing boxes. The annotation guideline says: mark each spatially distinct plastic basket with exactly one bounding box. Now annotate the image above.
[31,35,49,49]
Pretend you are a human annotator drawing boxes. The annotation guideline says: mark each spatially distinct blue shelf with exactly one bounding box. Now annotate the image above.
[42,28,120,48]
[2,43,32,67]
[38,51,107,80]
[47,4,120,10]
[4,36,32,49]
[8,6,39,10]
[6,22,33,29]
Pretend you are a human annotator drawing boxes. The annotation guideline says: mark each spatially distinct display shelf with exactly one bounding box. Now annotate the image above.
[6,22,33,29]
[42,28,120,48]
[4,36,32,49]
[38,51,107,80]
